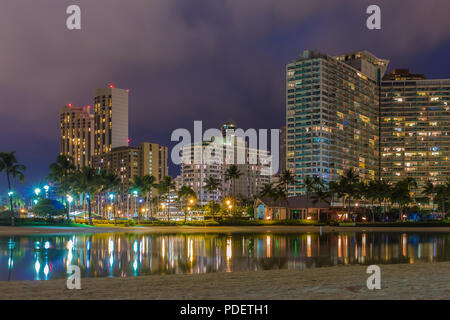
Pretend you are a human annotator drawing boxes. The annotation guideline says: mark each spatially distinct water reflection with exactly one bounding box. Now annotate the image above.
[1,232,450,281]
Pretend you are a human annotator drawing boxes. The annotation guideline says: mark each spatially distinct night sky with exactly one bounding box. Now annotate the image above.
[1,0,450,196]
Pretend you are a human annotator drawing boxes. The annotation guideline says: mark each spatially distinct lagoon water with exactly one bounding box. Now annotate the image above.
[1,232,449,281]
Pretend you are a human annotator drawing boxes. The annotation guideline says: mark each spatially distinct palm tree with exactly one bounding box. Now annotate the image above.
[72,166,100,225]
[142,175,156,218]
[329,180,343,210]
[311,184,331,222]
[302,176,316,219]
[340,169,360,219]
[364,180,379,222]
[0,152,27,226]
[131,175,156,220]
[435,183,449,215]
[157,176,176,221]
[225,165,242,199]
[279,170,295,219]
[102,171,121,223]
[423,180,435,210]
[259,183,278,199]
[47,155,76,222]
[390,178,417,221]
[178,186,196,223]
[131,175,145,218]
[204,176,221,203]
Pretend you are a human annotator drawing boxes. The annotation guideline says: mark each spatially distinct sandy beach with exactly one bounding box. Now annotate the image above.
[0,262,448,300]
[1,225,450,236]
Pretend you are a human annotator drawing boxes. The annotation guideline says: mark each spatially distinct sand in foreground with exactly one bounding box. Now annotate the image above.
[1,262,449,300]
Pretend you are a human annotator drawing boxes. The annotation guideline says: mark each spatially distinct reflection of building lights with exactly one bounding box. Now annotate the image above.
[266,236,271,258]
[44,241,51,249]
[338,236,342,258]
[44,264,49,277]
[362,233,367,257]
[402,233,407,257]
[35,260,40,273]
[307,234,312,257]
[108,237,114,254]
[226,238,232,260]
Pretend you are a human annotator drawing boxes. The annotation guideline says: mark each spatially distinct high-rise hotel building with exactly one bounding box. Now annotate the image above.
[94,86,129,156]
[180,122,272,203]
[381,69,450,191]
[59,104,95,168]
[286,50,450,197]
[93,142,168,198]
[286,50,388,195]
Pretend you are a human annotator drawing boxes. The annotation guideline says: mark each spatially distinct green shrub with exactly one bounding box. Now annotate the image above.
[182,219,220,226]
[124,219,136,227]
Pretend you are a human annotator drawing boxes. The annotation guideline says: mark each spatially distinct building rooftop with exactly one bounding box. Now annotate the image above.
[382,69,426,81]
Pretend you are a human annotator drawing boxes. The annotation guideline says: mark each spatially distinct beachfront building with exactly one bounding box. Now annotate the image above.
[92,142,168,199]
[180,123,272,204]
[59,104,95,168]
[93,86,129,157]
[286,50,388,196]
[380,69,450,192]
[254,196,331,220]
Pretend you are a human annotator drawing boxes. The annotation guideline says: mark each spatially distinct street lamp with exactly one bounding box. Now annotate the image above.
[34,188,41,197]
[43,185,49,198]
[7,191,14,197]
[133,190,138,217]
[67,195,73,220]
[188,198,195,220]
[109,194,115,219]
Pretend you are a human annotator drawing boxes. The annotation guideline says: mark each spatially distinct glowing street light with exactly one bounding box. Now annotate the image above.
[132,190,138,216]
[7,191,14,197]
[34,188,41,196]
[43,185,49,198]
[66,195,74,220]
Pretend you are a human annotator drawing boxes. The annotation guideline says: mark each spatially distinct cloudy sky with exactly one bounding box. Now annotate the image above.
[1,0,450,194]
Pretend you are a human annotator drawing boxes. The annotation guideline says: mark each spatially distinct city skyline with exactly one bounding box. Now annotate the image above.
[2,1,450,191]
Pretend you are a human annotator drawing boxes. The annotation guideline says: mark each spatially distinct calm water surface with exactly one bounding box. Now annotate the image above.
[1,232,449,281]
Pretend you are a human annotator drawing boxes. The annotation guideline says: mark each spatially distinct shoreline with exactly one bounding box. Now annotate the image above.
[0,261,449,299]
[1,225,450,236]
